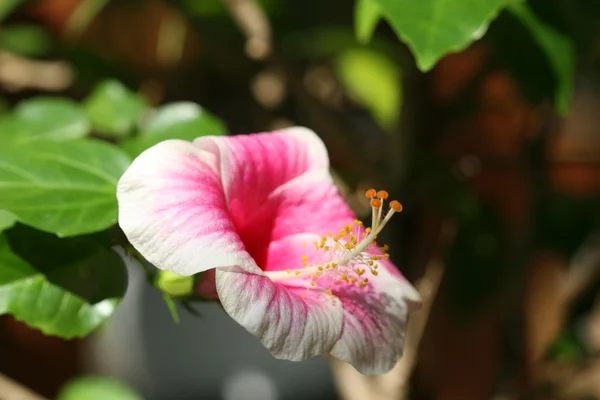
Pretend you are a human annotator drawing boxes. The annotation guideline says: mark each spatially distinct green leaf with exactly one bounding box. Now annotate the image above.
[0,230,127,338]
[0,24,52,57]
[121,102,226,157]
[0,0,26,21]
[162,293,180,324]
[0,139,131,237]
[376,0,507,71]
[509,2,574,114]
[58,376,142,400]
[0,210,17,232]
[12,97,90,142]
[84,80,147,137]
[355,0,382,44]
[335,48,402,129]
[64,0,112,39]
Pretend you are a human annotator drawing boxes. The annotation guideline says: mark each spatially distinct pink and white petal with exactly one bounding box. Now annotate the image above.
[117,139,253,276]
[239,170,356,250]
[215,262,344,361]
[193,127,329,217]
[330,266,421,374]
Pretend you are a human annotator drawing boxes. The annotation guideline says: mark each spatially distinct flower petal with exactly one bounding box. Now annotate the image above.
[330,266,421,374]
[215,234,344,361]
[241,171,356,261]
[117,139,253,276]
[192,127,353,264]
[193,127,329,214]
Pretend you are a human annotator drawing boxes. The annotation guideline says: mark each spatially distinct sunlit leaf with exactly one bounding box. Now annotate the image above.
[336,48,402,129]
[355,0,382,44]
[0,24,52,57]
[64,0,112,39]
[84,80,147,137]
[58,376,142,400]
[0,211,16,232]
[13,97,90,142]
[0,0,26,21]
[121,102,226,157]
[0,231,126,338]
[375,0,507,71]
[509,2,574,114]
[0,140,131,236]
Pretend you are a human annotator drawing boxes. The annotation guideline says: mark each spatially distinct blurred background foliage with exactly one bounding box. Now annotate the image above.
[0,0,600,399]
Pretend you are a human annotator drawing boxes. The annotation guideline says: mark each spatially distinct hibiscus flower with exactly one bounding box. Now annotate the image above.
[116,127,421,374]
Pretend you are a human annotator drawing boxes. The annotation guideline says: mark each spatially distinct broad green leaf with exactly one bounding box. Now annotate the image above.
[58,376,142,400]
[121,102,226,157]
[335,48,402,129]
[13,97,90,142]
[376,0,507,71]
[0,140,131,237]
[509,2,574,114]
[0,210,16,232]
[84,80,147,137]
[355,0,382,44]
[0,24,52,57]
[6,225,126,302]
[0,0,26,21]
[0,230,126,338]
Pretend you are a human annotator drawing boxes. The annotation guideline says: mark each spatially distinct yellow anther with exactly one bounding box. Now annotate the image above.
[310,280,316,286]
[318,266,324,271]
[295,270,301,275]
[286,269,291,274]
[302,261,308,266]
[372,270,379,276]
[350,277,357,283]
[301,255,308,261]
[326,288,333,296]
[365,227,372,233]
[344,243,354,250]
[384,253,390,259]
